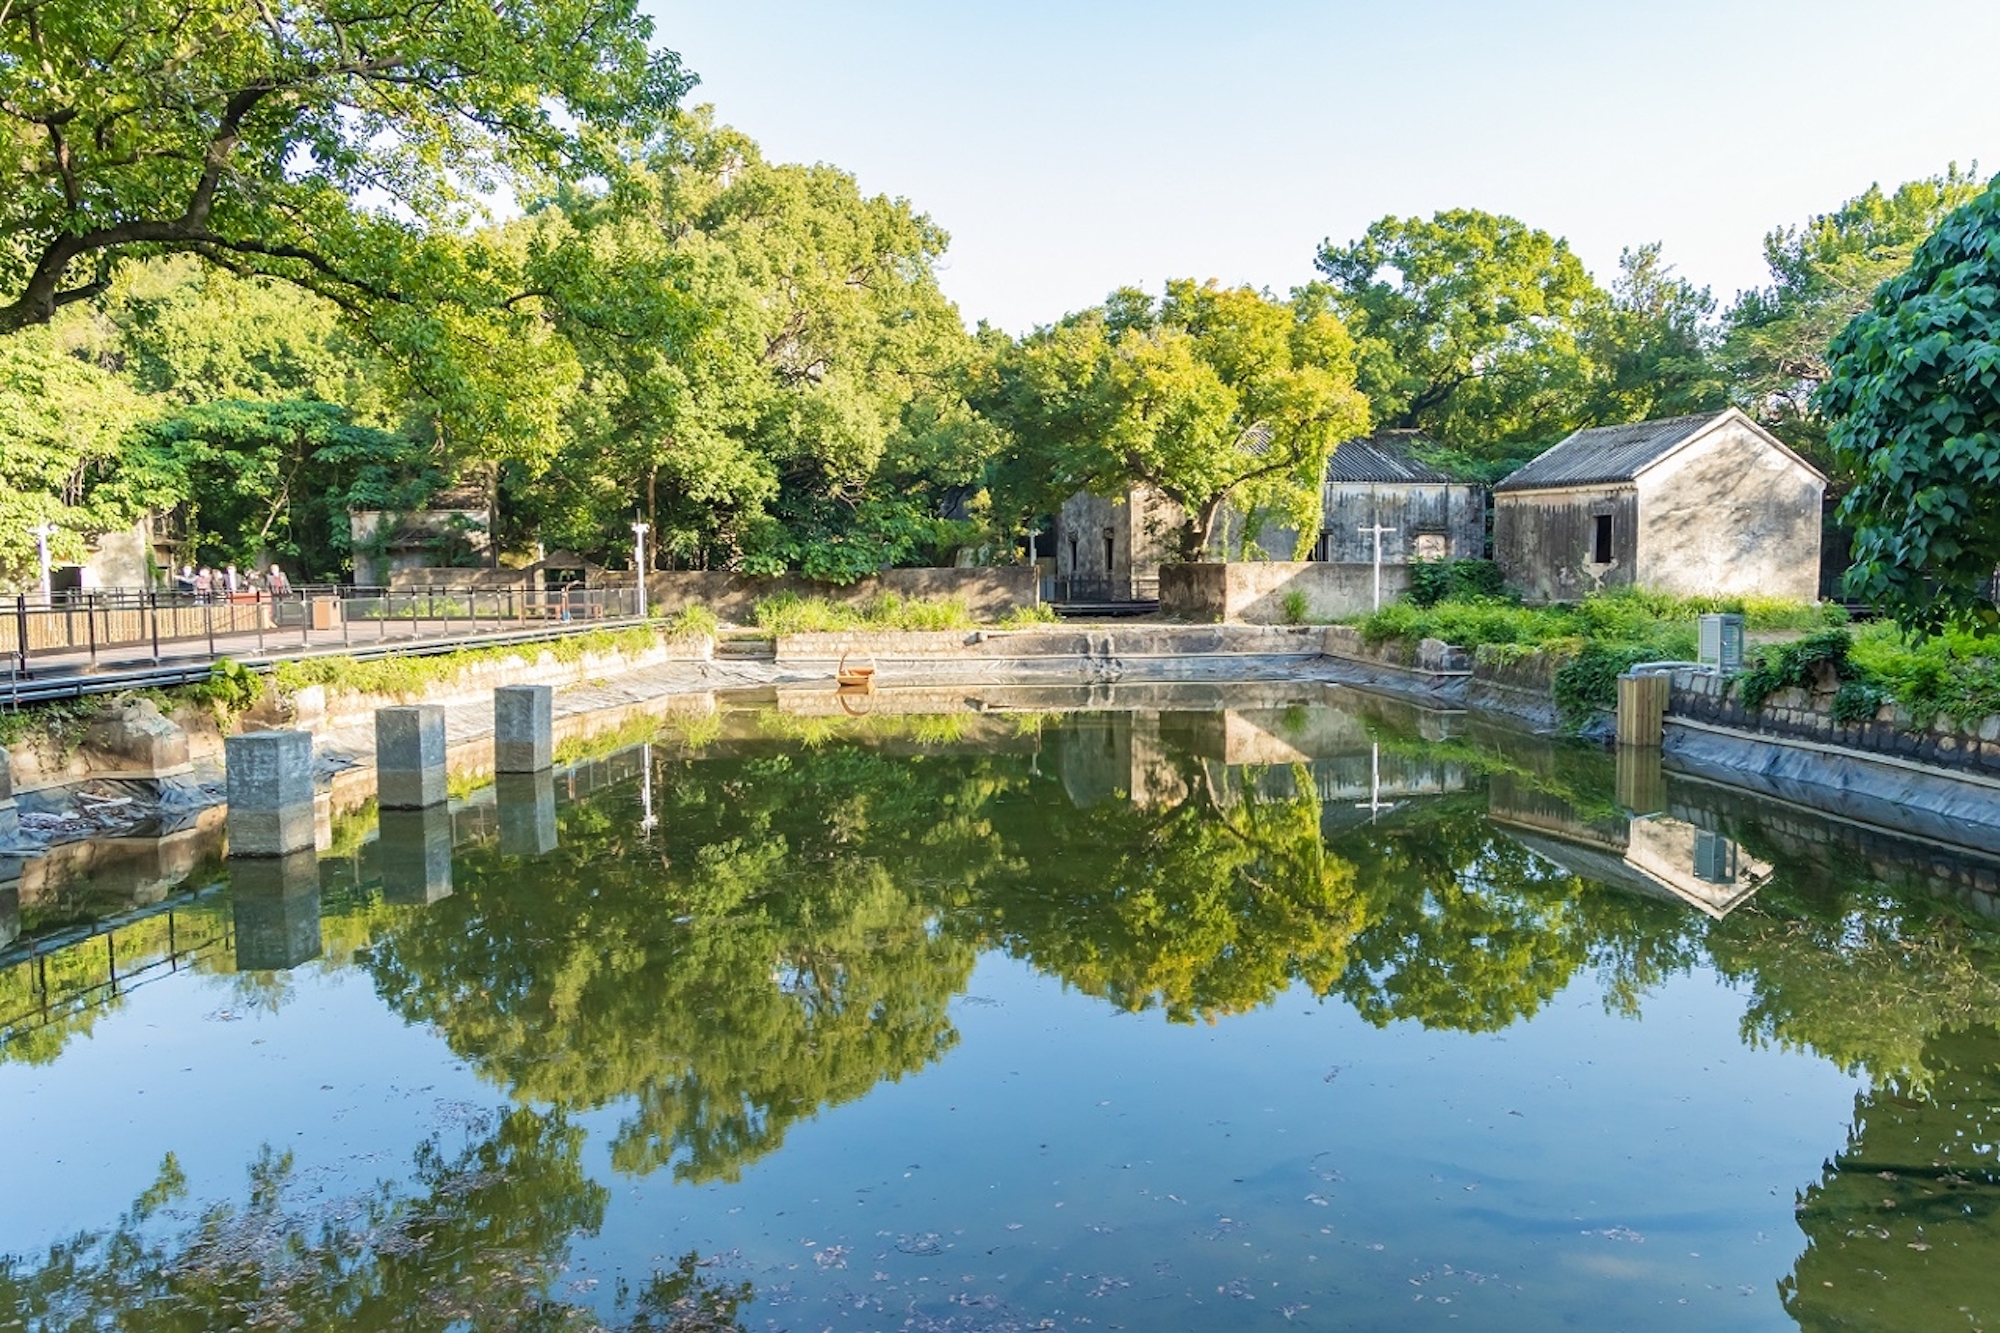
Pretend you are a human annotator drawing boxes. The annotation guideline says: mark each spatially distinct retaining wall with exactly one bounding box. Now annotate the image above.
[774,624,1328,672]
[1667,669,2000,781]
[1158,562,1410,624]
[635,567,1038,624]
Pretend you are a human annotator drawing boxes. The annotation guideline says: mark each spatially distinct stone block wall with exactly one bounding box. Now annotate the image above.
[1668,669,2000,779]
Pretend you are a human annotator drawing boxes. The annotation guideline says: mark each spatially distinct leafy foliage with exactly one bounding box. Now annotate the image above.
[1819,175,2000,632]
[980,279,1370,558]
[1736,629,1853,709]
[1726,165,1987,477]
[1407,558,1505,607]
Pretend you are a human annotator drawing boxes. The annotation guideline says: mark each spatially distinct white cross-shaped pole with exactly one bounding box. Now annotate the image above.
[1359,523,1397,609]
[1354,742,1395,822]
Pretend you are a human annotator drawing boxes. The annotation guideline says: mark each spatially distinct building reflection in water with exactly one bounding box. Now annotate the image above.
[1489,762,1774,919]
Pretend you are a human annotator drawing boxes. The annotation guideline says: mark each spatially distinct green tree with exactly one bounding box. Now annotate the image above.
[523,112,984,577]
[1723,165,1987,476]
[128,399,433,578]
[1583,243,1727,424]
[1816,176,2000,631]
[1314,208,1606,470]
[981,280,1369,559]
[0,328,177,586]
[0,0,686,334]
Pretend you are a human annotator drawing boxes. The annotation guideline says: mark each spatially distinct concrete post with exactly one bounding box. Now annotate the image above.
[378,805,454,904]
[0,744,16,846]
[1615,673,1668,748]
[376,705,447,809]
[230,849,324,970]
[494,685,554,774]
[225,729,317,857]
[496,771,559,856]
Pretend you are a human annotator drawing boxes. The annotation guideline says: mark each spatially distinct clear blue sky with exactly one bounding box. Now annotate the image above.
[645,0,2000,333]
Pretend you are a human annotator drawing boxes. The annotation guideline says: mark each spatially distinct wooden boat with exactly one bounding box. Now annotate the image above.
[836,650,877,690]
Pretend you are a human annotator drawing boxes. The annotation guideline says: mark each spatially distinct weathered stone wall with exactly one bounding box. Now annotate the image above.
[1635,417,1823,601]
[1667,669,2000,780]
[1319,482,1486,563]
[1158,562,1411,624]
[1493,486,1638,604]
[772,624,1327,668]
[636,567,1037,624]
[1054,487,1182,586]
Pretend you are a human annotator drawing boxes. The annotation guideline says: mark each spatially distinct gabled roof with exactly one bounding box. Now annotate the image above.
[1493,408,1826,492]
[1325,429,1461,484]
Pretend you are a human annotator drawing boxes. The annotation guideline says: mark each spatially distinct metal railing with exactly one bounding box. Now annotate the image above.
[1043,575,1162,604]
[3,581,642,695]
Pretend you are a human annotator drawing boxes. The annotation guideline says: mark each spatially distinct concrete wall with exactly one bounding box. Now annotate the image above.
[639,566,1037,624]
[1318,483,1486,563]
[1158,562,1411,624]
[1634,417,1823,601]
[1493,487,1639,604]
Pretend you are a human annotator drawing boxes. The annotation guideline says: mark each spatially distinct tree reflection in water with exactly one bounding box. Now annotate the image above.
[0,1107,749,1332]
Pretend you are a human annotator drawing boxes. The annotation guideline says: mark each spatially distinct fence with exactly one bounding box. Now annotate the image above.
[1043,575,1162,604]
[3,583,642,679]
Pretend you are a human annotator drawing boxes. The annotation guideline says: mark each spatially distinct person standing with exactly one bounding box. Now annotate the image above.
[225,564,239,596]
[267,564,291,597]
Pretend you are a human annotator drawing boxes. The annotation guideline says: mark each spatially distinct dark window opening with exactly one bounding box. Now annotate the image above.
[1068,535,1079,572]
[1103,533,1116,572]
[1591,514,1613,565]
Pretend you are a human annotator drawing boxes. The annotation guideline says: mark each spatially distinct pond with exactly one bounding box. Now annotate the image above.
[3,686,1999,1331]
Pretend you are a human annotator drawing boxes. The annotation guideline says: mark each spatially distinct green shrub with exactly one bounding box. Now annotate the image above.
[1737,629,1853,709]
[1407,558,1507,607]
[661,605,719,639]
[1829,680,1886,723]
[1281,590,1309,625]
[997,603,1061,628]
[751,591,975,634]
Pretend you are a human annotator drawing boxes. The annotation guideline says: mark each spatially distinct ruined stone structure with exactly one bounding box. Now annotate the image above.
[1492,409,1825,603]
[1052,486,1184,599]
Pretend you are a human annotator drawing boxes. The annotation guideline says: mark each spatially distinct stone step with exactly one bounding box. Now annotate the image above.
[715,635,777,661]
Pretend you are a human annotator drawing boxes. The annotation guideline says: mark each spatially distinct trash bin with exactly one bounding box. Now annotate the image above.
[309,597,344,631]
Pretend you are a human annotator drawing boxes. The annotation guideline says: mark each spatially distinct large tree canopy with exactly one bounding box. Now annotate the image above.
[0,0,688,334]
[521,112,984,578]
[1314,208,1605,465]
[1724,165,1987,475]
[1818,176,2000,632]
[981,280,1369,559]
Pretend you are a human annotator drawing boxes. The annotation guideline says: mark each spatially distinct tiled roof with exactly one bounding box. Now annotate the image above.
[1325,430,1459,484]
[1492,413,1720,492]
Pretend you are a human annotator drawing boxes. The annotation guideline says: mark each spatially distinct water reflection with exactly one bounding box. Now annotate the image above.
[229,850,324,971]
[376,806,454,906]
[8,697,2000,1329]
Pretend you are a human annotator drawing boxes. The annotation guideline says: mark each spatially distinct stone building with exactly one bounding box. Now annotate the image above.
[1307,430,1486,564]
[1051,485,1183,600]
[1492,408,1825,604]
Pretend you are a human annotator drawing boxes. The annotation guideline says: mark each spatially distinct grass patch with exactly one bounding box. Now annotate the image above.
[751,592,975,634]
[272,626,665,698]
[997,603,1061,628]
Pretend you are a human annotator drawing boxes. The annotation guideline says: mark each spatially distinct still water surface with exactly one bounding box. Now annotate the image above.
[3,688,1999,1330]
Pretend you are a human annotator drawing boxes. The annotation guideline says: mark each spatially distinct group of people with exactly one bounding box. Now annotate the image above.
[174,563,291,600]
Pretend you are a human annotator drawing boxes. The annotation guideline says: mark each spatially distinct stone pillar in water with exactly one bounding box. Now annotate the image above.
[0,876,19,952]
[496,771,559,856]
[225,730,317,857]
[376,705,447,809]
[494,685,554,774]
[378,804,454,904]
[230,849,324,970]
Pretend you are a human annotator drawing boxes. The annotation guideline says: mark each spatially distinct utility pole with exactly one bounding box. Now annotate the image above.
[1359,523,1397,609]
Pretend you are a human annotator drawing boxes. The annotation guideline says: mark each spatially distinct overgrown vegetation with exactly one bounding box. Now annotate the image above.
[1357,588,1842,727]
[272,626,668,698]
[750,592,976,634]
[997,603,1061,628]
[1407,558,1507,608]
